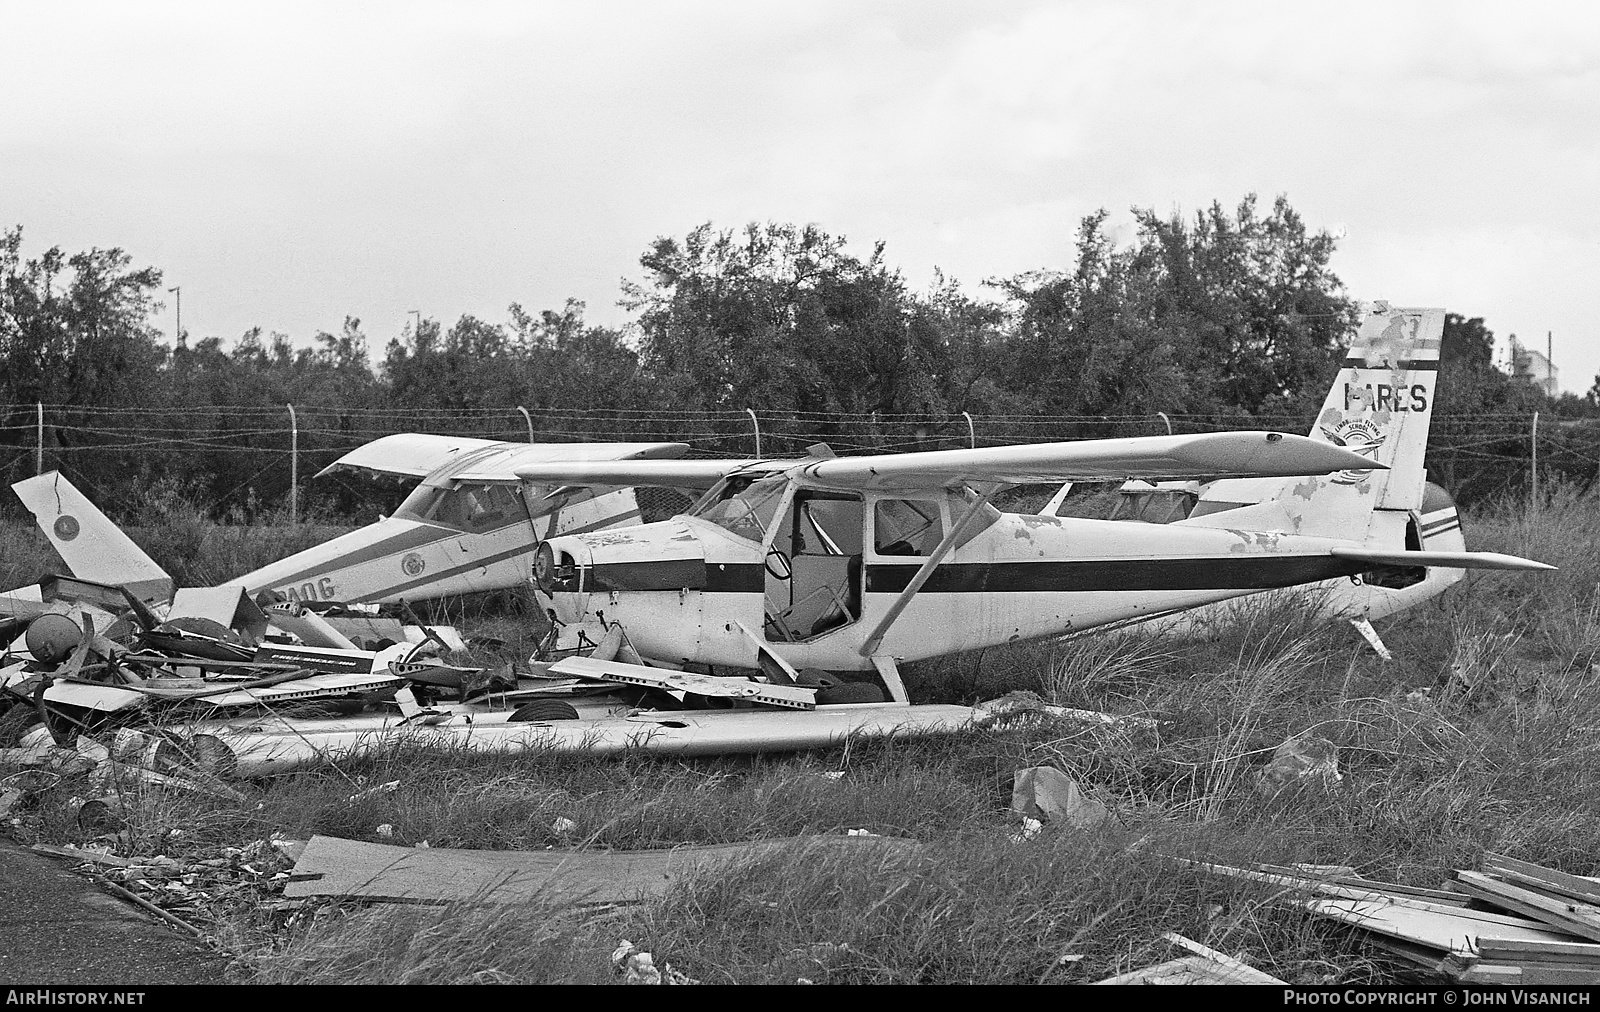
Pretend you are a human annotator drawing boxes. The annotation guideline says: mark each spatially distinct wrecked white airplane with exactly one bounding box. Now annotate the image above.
[495,305,1550,700]
[218,437,690,605]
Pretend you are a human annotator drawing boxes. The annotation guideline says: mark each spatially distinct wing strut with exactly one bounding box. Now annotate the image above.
[859,490,995,658]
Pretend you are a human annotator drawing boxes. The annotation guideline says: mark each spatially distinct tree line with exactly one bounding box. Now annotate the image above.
[0,195,1589,522]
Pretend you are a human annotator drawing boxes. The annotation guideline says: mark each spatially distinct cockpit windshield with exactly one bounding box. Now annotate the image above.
[395,483,527,533]
[687,474,789,542]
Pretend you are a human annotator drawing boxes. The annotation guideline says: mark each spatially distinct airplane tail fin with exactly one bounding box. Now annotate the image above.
[10,471,175,603]
[1183,303,1443,539]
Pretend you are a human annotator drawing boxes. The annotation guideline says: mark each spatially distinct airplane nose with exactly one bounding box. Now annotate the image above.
[544,539,591,624]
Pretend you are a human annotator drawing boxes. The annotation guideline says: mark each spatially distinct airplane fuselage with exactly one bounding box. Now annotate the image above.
[543,491,1378,672]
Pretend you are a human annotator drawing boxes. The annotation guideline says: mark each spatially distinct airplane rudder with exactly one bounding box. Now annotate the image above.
[1311,305,1442,512]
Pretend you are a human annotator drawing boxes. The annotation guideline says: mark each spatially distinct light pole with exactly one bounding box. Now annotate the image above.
[409,310,422,342]
[167,286,182,347]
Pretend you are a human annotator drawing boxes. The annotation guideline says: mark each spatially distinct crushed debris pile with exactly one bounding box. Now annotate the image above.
[1196,854,1600,984]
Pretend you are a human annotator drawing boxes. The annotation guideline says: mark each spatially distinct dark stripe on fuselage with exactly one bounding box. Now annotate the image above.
[1420,514,1460,535]
[865,556,1369,593]
[261,523,458,588]
[575,555,1371,596]
[1339,358,1439,371]
[266,507,641,593]
[588,558,707,592]
[366,542,536,600]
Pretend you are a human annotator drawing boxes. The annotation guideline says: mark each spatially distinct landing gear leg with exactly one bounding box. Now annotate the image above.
[1349,617,1393,661]
[869,655,910,704]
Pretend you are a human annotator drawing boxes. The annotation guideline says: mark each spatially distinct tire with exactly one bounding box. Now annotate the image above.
[508,699,581,722]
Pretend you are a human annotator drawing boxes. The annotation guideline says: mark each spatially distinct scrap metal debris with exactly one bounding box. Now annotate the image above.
[1194,854,1600,984]
[612,939,698,985]
[1255,735,1342,796]
[1,573,1105,776]
[1010,766,1116,833]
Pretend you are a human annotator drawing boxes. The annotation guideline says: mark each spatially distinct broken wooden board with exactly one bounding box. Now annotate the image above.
[1194,860,1475,909]
[1255,864,1468,906]
[551,655,816,710]
[1455,871,1600,942]
[1477,936,1600,964]
[1091,955,1282,985]
[1304,895,1580,957]
[283,833,915,906]
[1483,853,1600,908]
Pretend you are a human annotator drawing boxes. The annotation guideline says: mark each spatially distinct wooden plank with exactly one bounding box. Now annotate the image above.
[1091,955,1277,986]
[1453,962,1600,985]
[283,834,915,906]
[1477,936,1600,962]
[1256,864,1468,906]
[1198,860,1518,916]
[1368,936,1450,971]
[30,843,140,868]
[1159,933,1286,983]
[1456,870,1600,942]
[1484,853,1600,907]
[1305,895,1578,956]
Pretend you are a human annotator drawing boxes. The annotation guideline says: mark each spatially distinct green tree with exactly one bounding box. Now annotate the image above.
[995,195,1357,421]
[0,225,166,409]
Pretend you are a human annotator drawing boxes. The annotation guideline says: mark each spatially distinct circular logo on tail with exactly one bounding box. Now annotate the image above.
[53,516,80,541]
[401,552,426,578]
[1319,418,1386,485]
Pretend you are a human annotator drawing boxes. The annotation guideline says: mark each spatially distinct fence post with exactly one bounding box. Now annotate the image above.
[287,403,299,526]
[516,406,534,443]
[746,408,761,458]
[962,411,975,449]
[1157,411,1172,436]
[1530,410,1539,512]
[35,402,43,475]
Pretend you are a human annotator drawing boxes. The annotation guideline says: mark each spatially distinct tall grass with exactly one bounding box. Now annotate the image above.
[7,483,1600,983]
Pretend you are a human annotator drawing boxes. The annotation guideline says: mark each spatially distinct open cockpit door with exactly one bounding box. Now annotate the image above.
[763,490,866,643]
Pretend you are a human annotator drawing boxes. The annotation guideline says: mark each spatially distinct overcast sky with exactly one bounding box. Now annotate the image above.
[3,1,1596,391]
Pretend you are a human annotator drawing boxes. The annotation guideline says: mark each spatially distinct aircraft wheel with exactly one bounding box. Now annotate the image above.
[509,699,581,722]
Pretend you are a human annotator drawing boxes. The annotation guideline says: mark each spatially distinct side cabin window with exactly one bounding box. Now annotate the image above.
[1107,488,1200,525]
[874,499,944,556]
[396,483,526,533]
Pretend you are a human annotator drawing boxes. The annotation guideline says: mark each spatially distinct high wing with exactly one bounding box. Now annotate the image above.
[499,432,1381,492]
[315,434,507,478]
[798,432,1382,490]
[316,434,693,481]
[461,457,789,489]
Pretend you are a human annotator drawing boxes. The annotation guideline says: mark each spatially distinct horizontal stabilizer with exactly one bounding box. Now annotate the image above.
[1330,548,1554,572]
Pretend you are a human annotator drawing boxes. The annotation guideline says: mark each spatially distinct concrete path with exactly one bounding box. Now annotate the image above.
[0,842,230,984]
